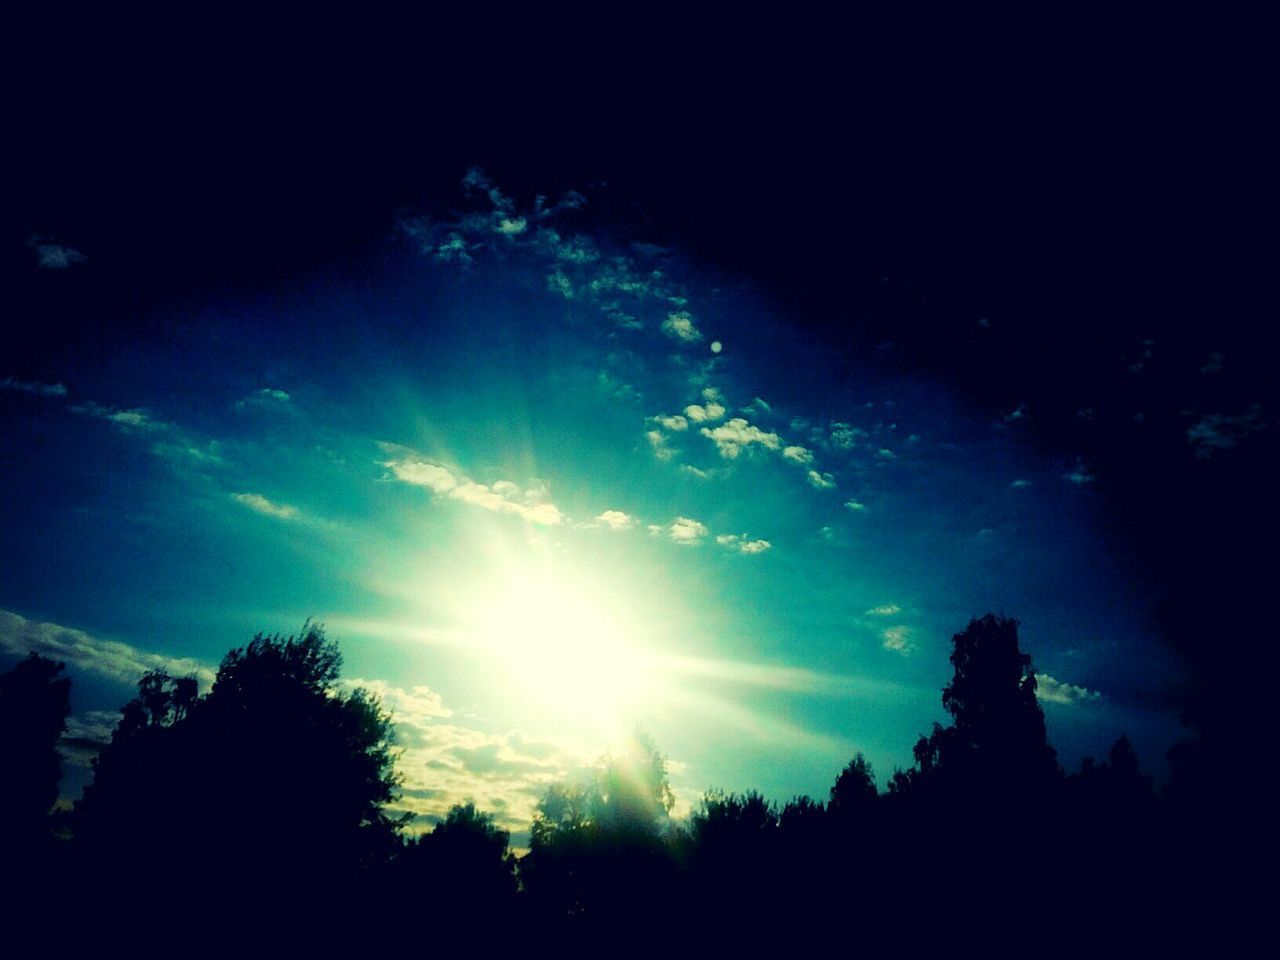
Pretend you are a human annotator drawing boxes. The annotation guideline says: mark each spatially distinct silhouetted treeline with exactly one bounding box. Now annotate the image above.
[0,615,1238,946]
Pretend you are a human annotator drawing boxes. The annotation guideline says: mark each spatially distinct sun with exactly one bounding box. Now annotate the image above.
[462,558,660,729]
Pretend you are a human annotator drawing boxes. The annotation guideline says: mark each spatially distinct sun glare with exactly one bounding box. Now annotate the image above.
[466,562,660,729]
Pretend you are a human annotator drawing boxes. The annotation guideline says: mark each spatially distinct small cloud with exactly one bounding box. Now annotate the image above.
[680,464,711,479]
[1010,479,1032,489]
[646,429,676,461]
[743,397,771,417]
[716,533,772,555]
[807,470,836,490]
[28,235,86,269]
[655,414,689,431]
[876,448,897,461]
[978,317,991,328]
[1,376,67,398]
[71,401,166,433]
[234,387,291,412]
[845,499,867,512]
[1187,407,1267,459]
[829,423,866,450]
[1063,460,1095,485]
[881,626,914,656]
[1003,403,1028,424]
[594,510,636,531]
[865,605,901,616]
[662,311,702,343]
[668,517,709,545]
[1036,674,1102,705]
[710,341,723,354]
[684,402,726,423]
[782,445,813,465]
[232,492,299,520]
[701,418,781,459]
[496,217,528,237]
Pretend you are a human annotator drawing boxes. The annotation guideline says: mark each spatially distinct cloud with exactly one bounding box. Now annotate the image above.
[865,605,901,616]
[231,492,299,520]
[782,445,813,465]
[667,517,709,545]
[881,626,914,656]
[829,423,865,450]
[806,470,836,490]
[1200,352,1225,375]
[383,452,563,526]
[71,401,167,432]
[646,429,676,461]
[845,499,867,512]
[876,448,897,461]
[716,533,772,555]
[1063,460,1095,485]
[655,414,688,431]
[1186,407,1267,458]
[662,311,702,342]
[0,609,215,690]
[1037,674,1102,705]
[684,402,726,423]
[341,678,453,726]
[1,376,68,398]
[234,387,291,412]
[594,510,636,530]
[1010,479,1032,489]
[680,465,711,479]
[29,236,86,269]
[59,710,121,768]
[700,417,781,459]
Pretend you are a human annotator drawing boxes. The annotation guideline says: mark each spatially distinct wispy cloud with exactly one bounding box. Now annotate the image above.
[234,387,291,412]
[231,492,299,520]
[28,235,86,269]
[881,626,914,655]
[0,609,214,689]
[71,401,167,433]
[716,533,772,555]
[1186,407,1267,459]
[1037,673,1102,705]
[865,604,901,616]
[1,376,68,398]
[382,450,563,526]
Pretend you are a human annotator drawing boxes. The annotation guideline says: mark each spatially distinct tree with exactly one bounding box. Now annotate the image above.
[829,752,877,818]
[0,653,71,842]
[76,624,405,893]
[907,614,1060,800]
[393,802,517,916]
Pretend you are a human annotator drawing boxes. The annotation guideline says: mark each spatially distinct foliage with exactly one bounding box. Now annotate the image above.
[0,653,71,840]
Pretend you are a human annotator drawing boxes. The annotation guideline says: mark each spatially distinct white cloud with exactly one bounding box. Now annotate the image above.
[1187,407,1267,458]
[646,429,676,461]
[662,311,702,342]
[1036,674,1102,705]
[656,414,688,431]
[700,417,781,459]
[668,517,709,545]
[845,499,867,512]
[1063,460,1095,485]
[680,465,711,479]
[1,376,67,398]
[782,445,813,465]
[716,533,772,555]
[595,510,636,530]
[807,470,836,490]
[341,678,453,725]
[865,604,901,616]
[0,609,215,689]
[876,448,897,461]
[496,216,528,236]
[1011,479,1032,489]
[881,626,914,655]
[383,453,563,526]
[231,492,299,520]
[684,402,726,423]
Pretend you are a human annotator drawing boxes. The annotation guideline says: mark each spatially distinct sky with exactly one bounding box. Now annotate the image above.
[3,27,1274,841]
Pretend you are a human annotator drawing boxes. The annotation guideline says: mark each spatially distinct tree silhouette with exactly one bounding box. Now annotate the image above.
[905,614,1059,801]
[0,653,71,845]
[76,624,405,901]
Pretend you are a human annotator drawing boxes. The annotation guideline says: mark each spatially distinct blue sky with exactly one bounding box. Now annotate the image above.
[1,169,1194,838]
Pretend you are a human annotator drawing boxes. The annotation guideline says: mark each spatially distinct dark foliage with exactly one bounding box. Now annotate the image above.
[0,653,71,845]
